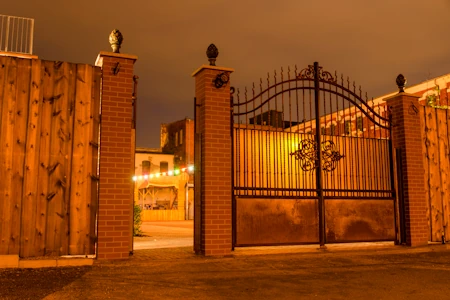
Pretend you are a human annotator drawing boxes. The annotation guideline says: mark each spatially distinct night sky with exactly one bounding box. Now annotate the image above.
[3,1,450,148]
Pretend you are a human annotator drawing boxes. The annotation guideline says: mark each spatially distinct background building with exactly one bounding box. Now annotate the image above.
[160,118,194,171]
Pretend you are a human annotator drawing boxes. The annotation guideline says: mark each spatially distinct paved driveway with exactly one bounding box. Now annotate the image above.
[1,243,450,300]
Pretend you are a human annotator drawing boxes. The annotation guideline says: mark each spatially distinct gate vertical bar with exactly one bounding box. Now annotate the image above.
[388,119,398,244]
[314,62,325,247]
[231,89,236,250]
[396,148,406,244]
[194,97,202,254]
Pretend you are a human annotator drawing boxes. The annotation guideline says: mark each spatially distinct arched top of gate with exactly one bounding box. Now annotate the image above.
[231,62,391,130]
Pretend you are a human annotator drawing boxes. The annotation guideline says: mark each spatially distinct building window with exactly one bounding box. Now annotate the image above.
[179,129,183,145]
[175,132,178,147]
[142,160,150,175]
[330,124,336,135]
[357,116,363,131]
[160,161,168,173]
[344,120,351,135]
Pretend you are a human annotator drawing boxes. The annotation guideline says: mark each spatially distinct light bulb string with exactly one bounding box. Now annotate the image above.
[132,165,194,181]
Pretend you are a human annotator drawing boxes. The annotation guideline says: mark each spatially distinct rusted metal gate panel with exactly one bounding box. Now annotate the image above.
[0,56,100,257]
[232,62,396,247]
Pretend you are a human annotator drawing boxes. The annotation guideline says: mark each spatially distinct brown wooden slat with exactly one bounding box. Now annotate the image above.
[69,64,93,255]
[422,106,431,241]
[436,109,448,243]
[59,62,77,255]
[20,58,43,257]
[0,56,8,255]
[0,57,18,254]
[35,60,55,256]
[444,110,450,242]
[0,56,5,132]
[45,61,71,255]
[425,107,443,242]
[9,58,31,254]
[88,66,101,254]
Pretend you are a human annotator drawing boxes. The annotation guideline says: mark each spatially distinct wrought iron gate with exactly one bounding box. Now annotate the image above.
[231,62,396,247]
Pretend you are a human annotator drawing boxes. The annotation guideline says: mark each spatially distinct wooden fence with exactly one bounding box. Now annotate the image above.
[421,106,450,242]
[0,56,101,257]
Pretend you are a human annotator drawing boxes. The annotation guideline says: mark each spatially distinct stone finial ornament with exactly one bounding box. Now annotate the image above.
[396,74,407,93]
[206,44,219,66]
[109,29,123,53]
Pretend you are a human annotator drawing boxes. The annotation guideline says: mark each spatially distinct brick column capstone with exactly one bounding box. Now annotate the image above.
[95,51,137,259]
[385,89,428,247]
[192,62,234,256]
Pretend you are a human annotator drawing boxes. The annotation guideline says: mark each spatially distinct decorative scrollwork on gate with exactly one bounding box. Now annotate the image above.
[290,139,344,172]
[290,139,318,171]
[297,65,337,83]
[320,140,345,172]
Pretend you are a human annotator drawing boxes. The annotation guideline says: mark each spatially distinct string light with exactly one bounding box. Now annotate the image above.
[132,165,194,181]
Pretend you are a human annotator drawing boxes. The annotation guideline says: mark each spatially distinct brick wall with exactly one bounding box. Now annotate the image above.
[386,93,428,247]
[193,65,234,256]
[95,51,137,259]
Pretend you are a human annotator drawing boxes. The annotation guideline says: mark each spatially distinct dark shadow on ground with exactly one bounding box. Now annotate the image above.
[0,266,92,300]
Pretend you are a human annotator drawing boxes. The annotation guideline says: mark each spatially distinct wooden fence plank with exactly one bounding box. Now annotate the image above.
[0,58,18,254]
[425,107,443,242]
[59,62,77,255]
[45,61,72,255]
[35,60,55,256]
[445,110,450,242]
[88,66,101,254]
[437,109,449,243]
[20,59,43,257]
[0,56,5,132]
[422,106,431,241]
[0,56,7,254]
[69,64,93,255]
[9,58,31,254]
[0,56,14,255]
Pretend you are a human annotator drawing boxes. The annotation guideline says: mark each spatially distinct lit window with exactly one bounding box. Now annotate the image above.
[344,120,351,135]
[330,124,336,135]
[175,132,178,147]
[357,116,363,131]
[160,161,168,173]
[180,129,183,145]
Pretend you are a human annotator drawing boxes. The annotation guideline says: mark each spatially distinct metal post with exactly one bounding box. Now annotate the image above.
[5,16,10,52]
[230,89,236,250]
[314,62,326,247]
[29,18,34,54]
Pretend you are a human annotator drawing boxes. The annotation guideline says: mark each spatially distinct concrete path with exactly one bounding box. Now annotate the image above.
[133,221,193,250]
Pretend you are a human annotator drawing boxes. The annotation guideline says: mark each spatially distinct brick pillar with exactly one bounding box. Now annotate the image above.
[192,64,234,256]
[95,51,137,259]
[385,91,428,247]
